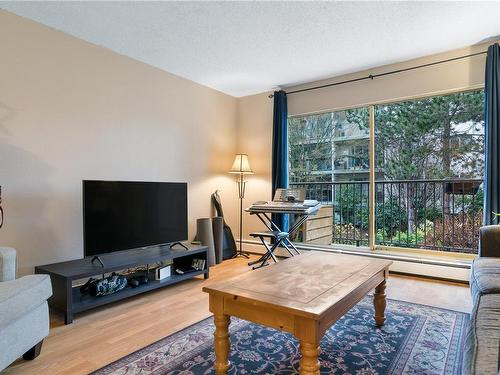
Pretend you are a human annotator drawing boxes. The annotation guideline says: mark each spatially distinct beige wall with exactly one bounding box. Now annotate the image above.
[0,11,239,275]
[236,93,274,239]
[287,43,489,116]
[237,41,496,244]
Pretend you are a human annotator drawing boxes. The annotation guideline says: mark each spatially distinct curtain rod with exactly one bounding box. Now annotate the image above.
[268,50,487,98]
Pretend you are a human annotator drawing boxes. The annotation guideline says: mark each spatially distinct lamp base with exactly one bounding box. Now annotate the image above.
[234,177,250,259]
[232,250,250,259]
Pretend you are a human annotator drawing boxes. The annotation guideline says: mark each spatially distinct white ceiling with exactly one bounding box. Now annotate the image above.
[2,1,500,97]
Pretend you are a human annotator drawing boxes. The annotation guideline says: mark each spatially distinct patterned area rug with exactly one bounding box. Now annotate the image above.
[92,298,468,375]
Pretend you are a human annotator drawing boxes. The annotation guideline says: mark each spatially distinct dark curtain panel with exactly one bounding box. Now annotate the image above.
[272,90,289,231]
[484,43,500,225]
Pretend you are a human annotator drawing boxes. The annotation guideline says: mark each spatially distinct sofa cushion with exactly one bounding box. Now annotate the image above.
[463,293,500,375]
[479,225,500,258]
[470,257,500,301]
[0,274,52,330]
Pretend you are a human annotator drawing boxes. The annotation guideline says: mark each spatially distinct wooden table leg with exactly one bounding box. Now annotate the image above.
[214,313,231,375]
[299,340,320,375]
[295,316,321,375]
[373,279,387,327]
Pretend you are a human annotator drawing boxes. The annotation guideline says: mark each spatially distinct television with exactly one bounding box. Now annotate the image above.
[83,180,188,257]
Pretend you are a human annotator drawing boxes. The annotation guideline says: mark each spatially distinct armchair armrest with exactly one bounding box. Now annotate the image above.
[0,274,52,330]
[0,247,16,282]
[479,226,500,257]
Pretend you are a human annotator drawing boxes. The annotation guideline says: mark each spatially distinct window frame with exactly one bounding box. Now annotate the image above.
[287,86,485,258]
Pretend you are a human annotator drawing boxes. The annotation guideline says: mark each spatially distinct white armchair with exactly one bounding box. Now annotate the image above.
[0,247,52,371]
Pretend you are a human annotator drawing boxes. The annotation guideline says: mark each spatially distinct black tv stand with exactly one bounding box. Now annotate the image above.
[169,241,188,250]
[35,244,208,324]
[91,255,105,267]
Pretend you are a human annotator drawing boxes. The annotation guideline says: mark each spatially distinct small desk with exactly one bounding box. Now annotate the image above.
[203,251,392,375]
[246,204,321,267]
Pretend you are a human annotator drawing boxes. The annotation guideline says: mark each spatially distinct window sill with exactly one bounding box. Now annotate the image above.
[243,239,474,269]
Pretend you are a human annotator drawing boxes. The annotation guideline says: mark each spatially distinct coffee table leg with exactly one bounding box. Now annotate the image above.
[373,279,387,327]
[299,340,320,375]
[214,313,231,375]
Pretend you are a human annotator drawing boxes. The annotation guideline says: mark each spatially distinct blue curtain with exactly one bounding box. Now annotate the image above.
[272,90,289,231]
[484,43,500,225]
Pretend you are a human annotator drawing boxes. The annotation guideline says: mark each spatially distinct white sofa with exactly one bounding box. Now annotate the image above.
[0,247,52,371]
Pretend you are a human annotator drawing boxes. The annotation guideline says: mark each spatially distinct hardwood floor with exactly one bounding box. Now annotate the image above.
[3,254,471,375]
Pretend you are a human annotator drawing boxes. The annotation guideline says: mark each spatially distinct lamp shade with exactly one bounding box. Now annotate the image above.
[229,154,253,174]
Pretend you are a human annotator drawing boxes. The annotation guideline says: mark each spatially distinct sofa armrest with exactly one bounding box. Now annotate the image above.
[479,226,500,257]
[0,247,16,282]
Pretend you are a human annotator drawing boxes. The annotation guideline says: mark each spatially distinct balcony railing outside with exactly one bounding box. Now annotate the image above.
[290,179,483,254]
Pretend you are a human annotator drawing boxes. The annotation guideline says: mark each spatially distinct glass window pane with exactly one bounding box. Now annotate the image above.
[288,108,370,247]
[374,90,485,254]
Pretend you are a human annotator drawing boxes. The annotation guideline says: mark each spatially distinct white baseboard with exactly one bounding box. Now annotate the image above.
[388,259,470,281]
[241,241,470,282]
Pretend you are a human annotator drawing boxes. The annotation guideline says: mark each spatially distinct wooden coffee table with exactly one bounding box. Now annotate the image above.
[202,251,392,375]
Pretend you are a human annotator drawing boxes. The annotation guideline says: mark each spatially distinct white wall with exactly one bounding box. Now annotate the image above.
[237,41,496,243]
[0,11,239,275]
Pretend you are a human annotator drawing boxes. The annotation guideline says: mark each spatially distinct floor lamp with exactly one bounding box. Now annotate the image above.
[229,153,253,258]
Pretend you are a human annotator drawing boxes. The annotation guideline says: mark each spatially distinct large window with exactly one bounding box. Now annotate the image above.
[288,89,485,254]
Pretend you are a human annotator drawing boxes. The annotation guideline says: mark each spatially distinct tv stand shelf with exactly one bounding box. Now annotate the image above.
[35,244,208,324]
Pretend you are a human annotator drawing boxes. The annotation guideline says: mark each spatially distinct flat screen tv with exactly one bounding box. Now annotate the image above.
[83,180,188,257]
